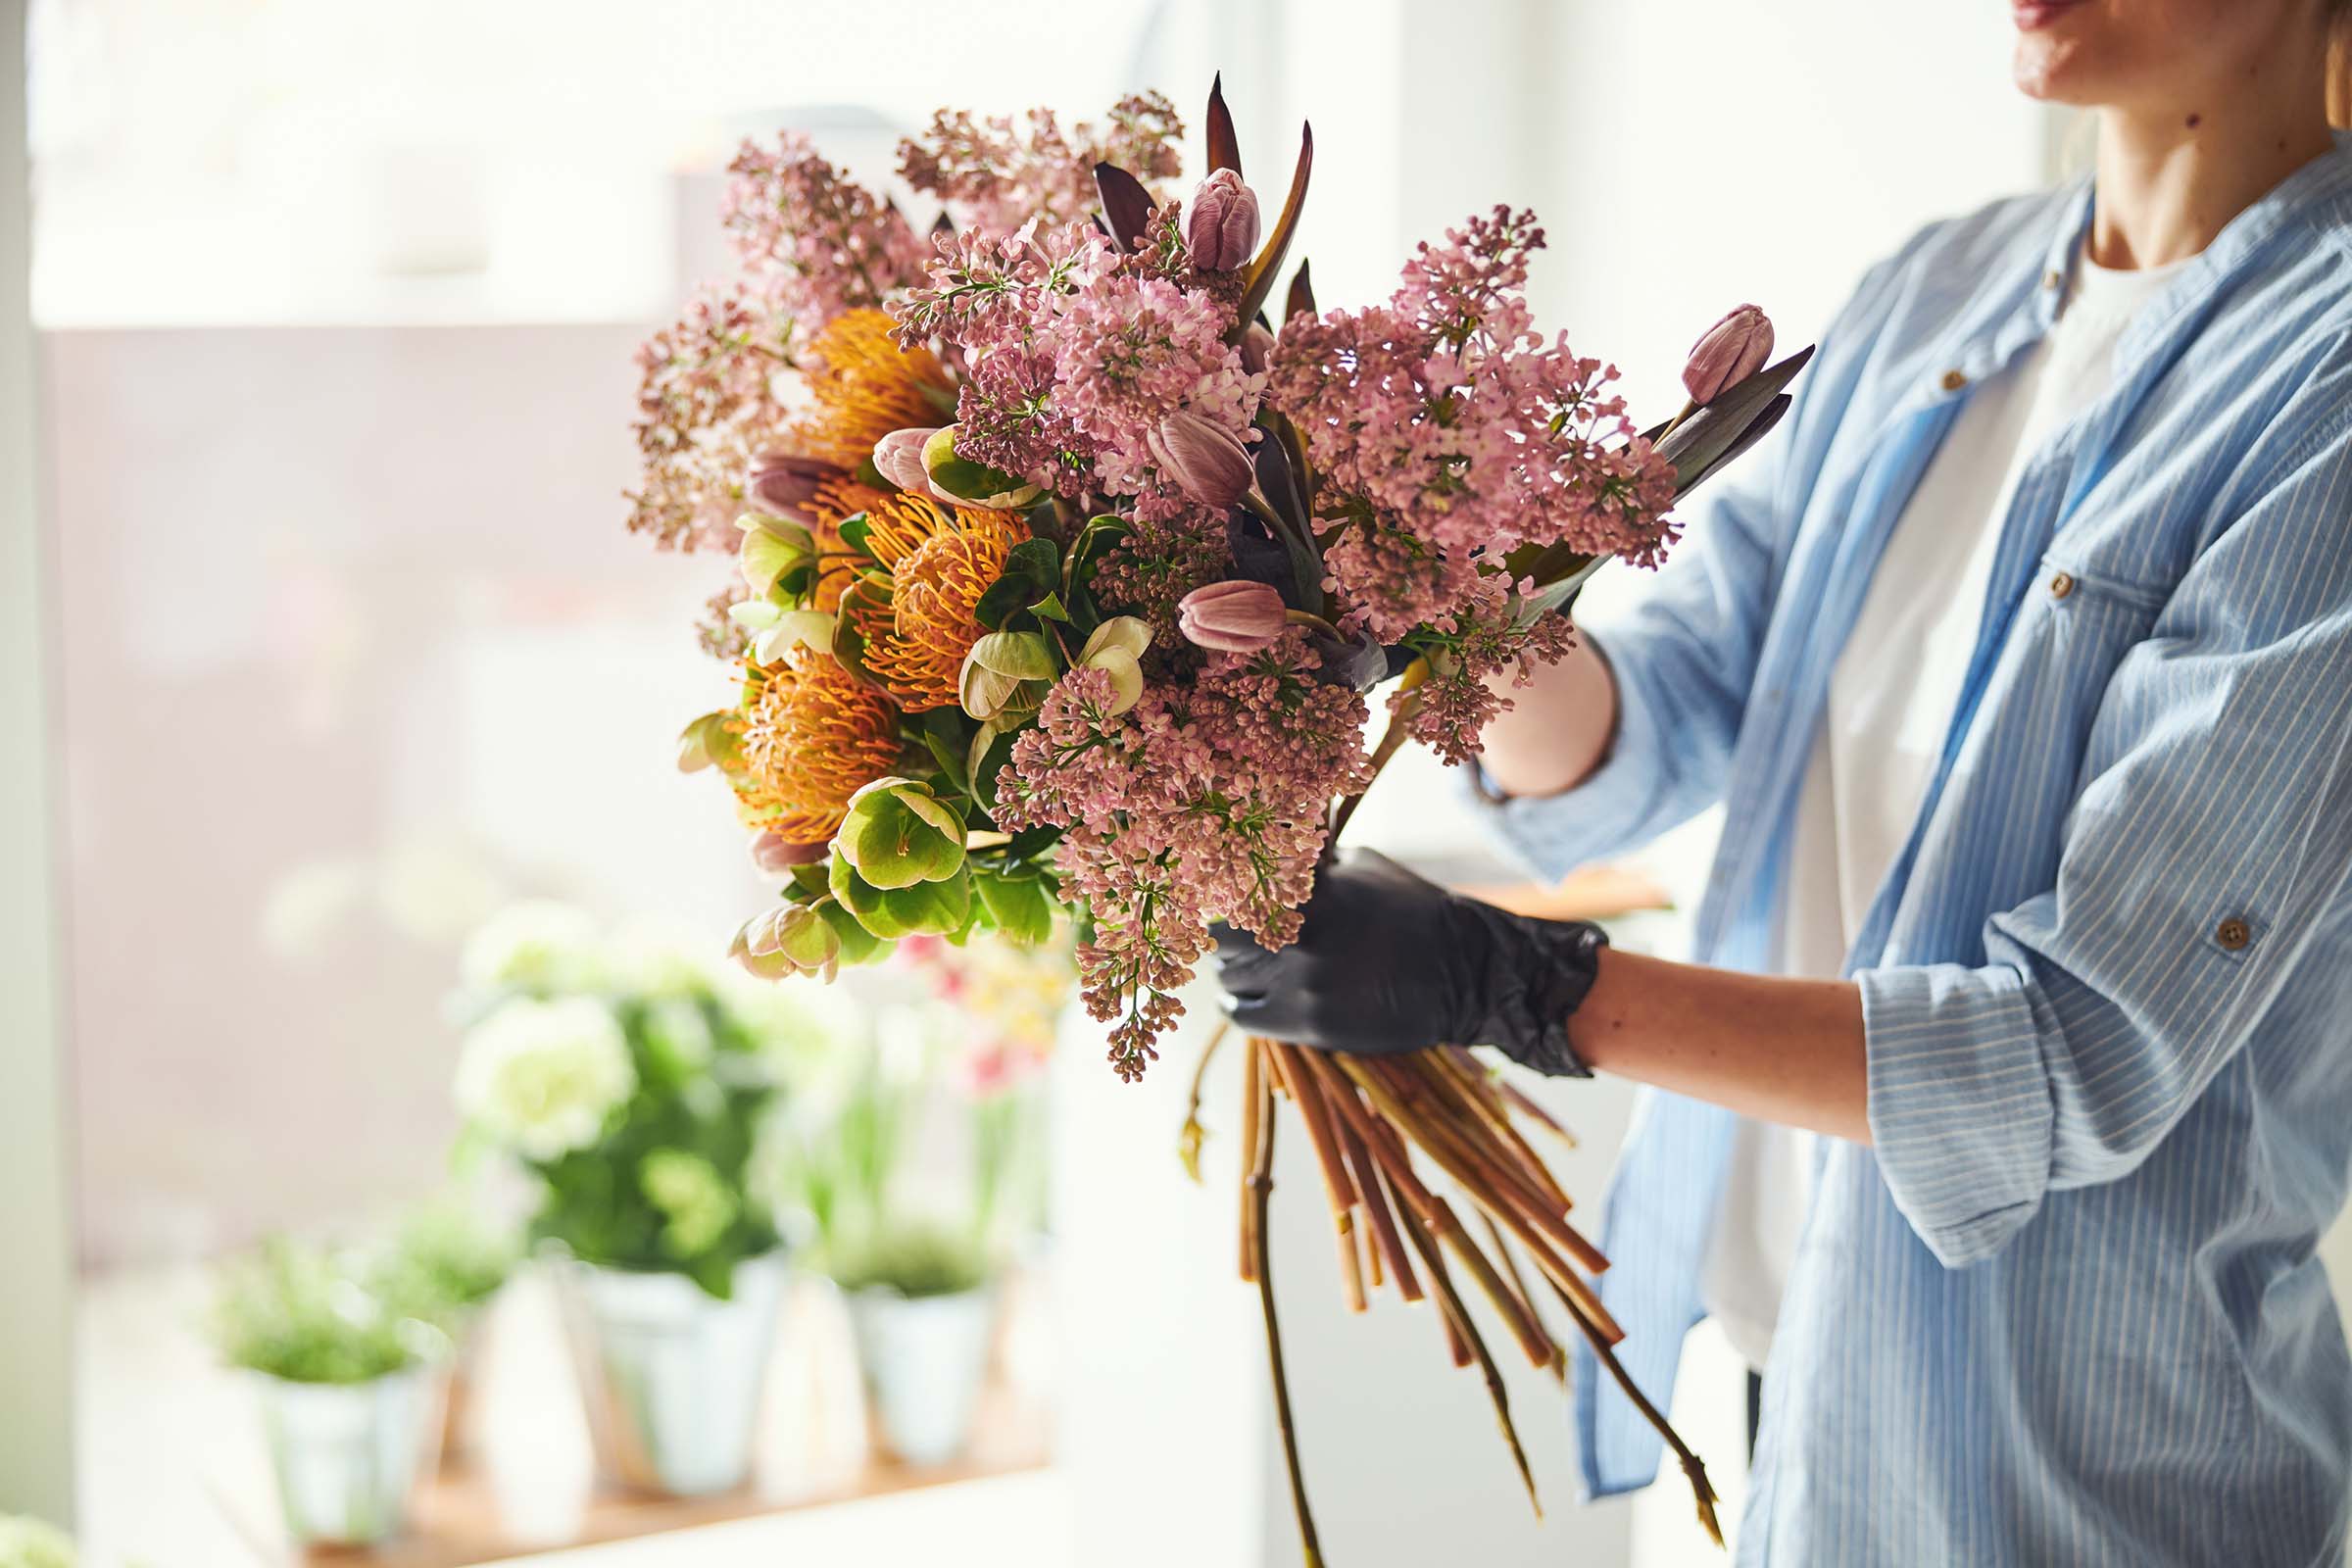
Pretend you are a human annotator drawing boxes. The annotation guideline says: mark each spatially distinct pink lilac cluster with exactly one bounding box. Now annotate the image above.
[994,631,1372,1079]
[625,286,788,551]
[1269,207,1677,631]
[893,217,1264,638]
[723,133,930,333]
[899,92,1184,232]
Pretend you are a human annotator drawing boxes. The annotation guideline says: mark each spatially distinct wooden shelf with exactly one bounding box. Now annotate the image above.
[309,1433,1052,1568]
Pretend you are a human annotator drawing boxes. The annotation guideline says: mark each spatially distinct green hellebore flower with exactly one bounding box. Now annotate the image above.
[832,777,966,890]
[921,425,1043,511]
[752,610,837,666]
[677,710,741,774]
[957,629,1058,720]
[1078,614,1152,716]
[829,854,973,940]
[730,903,840,982]
[737,514,814,596]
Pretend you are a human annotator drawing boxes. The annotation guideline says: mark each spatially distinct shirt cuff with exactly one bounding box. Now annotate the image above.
[1859,961,2055,1268]
[1460,636,1677,884]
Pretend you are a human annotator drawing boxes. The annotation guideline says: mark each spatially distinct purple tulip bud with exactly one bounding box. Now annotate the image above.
[1178,579,1288,654]
[1185,169,1261,272]
[750,830,828,873]
[872,426,939,493]
[1682,305,1775,406]
[750,452,830,523]
[1239,321,1276,376]
[1146,411,1254,510]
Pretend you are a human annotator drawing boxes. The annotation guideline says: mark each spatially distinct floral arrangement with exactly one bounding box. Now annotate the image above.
[632,77,1802,1550]
[450,903,846,1298]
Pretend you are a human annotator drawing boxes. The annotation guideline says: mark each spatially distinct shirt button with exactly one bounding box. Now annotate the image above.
[2043,269,2063,290]
[2216,918,2253,952]
[2049,571,2077,600]
[1939,368,1969,392]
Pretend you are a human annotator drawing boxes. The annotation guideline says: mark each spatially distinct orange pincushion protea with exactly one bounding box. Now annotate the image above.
[796,309,953,470]
[848,491,1029,712]
[732,648,902,846]
[808,475,889,612]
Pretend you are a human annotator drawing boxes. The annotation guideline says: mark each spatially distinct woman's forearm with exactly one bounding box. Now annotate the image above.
[1476,637,1619,798]
[1571,949,1872,1144]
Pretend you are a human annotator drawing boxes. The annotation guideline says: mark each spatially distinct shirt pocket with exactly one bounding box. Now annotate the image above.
[1980,556,2170,827]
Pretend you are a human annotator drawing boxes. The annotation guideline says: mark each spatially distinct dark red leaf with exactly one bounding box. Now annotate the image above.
[1206,73,1243,176]
[1283,258,1316,325]
[1231,123,1312,337]
[1093,162,1156,253]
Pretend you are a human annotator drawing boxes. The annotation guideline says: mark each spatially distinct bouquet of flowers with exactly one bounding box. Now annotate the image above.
[633,77,1803,1552]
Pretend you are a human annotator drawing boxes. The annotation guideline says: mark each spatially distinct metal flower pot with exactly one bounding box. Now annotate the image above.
[555,1253,787,1496]
[847,1286,998,1467]
[253,1367,443,1547]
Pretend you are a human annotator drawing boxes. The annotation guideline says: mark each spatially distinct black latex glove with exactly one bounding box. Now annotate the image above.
[1210,848,1607,1076]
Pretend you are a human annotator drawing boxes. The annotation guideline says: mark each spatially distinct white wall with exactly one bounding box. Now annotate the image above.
[0,0,77,1526]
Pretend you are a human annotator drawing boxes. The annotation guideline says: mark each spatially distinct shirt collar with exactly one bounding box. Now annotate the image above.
[1917,130,2352,411]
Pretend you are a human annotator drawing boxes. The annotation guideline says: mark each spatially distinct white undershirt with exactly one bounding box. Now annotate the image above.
[1703,247,2189,1372]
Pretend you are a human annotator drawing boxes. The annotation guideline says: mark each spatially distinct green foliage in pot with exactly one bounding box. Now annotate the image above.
[370,1197,518,1328]
[826,1222,993,1300]
[210,1237,439,1386]
[452,904,853,1299]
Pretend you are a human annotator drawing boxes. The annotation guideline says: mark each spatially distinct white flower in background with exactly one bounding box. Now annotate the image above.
[602,918,717,1001]
[460,901,604,994]
[455,997,635,1160]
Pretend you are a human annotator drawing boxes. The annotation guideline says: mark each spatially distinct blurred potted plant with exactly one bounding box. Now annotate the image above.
[828,1222,997,1467]
[450,903,843,1496]
[768,937,1068,1467]
[210,1237,448,1547]
[370,1196,518,1466]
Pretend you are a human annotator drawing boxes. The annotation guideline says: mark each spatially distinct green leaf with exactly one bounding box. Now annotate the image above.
[918,708,974,794]
[975,537,1062,630]
[815,898,891,965]
[1030,591,1070,622]
[830,855,973,940]
[974,866,1055,946]
[837,513,875,556]
[969,721,1021,813]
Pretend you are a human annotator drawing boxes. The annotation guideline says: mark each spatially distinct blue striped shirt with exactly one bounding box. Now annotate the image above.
[1480,134,2352,1564]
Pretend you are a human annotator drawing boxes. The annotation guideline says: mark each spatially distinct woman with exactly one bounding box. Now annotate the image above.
[1214,3,2352,1562]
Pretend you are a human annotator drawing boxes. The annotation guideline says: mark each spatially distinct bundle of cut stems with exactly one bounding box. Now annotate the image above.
[1200,692,1722,1563]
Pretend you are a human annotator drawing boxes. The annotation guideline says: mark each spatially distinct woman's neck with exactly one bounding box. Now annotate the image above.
[2092,71,2336,270]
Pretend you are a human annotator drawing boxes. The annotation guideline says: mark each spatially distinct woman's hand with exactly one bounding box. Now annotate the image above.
[1209,848,1609,1076]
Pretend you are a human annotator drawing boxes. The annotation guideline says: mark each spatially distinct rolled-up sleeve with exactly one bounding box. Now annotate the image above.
[1865,413,2352,1267]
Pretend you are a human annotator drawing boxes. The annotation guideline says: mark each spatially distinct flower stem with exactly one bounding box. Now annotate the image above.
[1178,1022,1231,1186]
[1392,1167,1542,1519]
[1550,1277,1724,1548]
[1249,1040,1324,1566]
